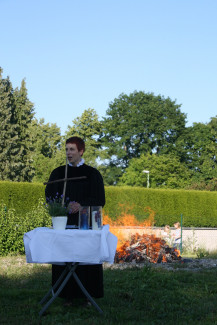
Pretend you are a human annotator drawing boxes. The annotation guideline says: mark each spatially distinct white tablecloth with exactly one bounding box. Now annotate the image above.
[23,225,117,264]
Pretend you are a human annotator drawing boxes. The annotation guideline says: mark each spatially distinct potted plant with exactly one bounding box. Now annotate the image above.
[46,194,68,230]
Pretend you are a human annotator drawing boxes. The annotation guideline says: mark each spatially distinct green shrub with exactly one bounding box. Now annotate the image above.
[0,198,51,256]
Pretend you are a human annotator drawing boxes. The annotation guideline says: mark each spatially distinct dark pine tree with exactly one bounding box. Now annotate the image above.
[0,68,35,181]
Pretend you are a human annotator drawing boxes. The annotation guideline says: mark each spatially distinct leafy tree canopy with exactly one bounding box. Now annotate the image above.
[31,118,61,158]
[119,153,192,189]
[101,91,187,169]
[174,118,217,183]
[30,118,62,182]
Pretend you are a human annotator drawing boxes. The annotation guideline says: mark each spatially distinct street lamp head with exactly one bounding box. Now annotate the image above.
[142,170,150,188]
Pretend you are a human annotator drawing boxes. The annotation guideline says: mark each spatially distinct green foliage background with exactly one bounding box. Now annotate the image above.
[0,181,217,255]
[1,67,217,189]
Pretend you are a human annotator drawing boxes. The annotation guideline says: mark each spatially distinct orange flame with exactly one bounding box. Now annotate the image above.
[174,249,180,257]
[103,206,155,250]
[103,205,182,263]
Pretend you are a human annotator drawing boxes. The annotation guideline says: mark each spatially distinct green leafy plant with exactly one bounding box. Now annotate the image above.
[196,247,210,258]
[0,198,52,256]
[182,228,198,255]
[46,194,69,216]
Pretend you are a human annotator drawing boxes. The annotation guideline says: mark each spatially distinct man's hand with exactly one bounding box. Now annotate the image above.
[68,201,81,214]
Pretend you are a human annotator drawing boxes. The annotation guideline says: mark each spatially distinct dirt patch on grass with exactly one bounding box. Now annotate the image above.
[1,255,217,272]
[104,258,217,271]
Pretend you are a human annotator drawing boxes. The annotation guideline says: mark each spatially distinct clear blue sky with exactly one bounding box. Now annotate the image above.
[1,0,217,135]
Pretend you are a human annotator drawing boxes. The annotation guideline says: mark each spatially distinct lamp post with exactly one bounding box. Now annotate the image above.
[142,170,150,188]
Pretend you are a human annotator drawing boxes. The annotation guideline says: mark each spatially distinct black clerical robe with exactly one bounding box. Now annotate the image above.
[45,163,105,299]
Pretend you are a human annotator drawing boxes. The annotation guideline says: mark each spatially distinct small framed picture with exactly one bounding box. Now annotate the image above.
[79,206,90,230]
[91,206,102,230]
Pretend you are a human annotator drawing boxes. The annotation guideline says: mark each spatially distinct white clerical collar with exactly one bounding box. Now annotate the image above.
[68,158,85,167]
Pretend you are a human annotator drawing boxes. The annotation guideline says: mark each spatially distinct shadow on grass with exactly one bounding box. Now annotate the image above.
[0,261,106,325]
[1,257,217,325]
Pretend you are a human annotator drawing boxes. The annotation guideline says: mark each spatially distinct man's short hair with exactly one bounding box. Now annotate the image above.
[66,136,85,152]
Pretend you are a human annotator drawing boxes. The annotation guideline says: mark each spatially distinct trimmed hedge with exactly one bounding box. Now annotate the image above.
[0,181,45,216]
[104,186,217,227]
[0,182,217,255]
[0,181,217,227]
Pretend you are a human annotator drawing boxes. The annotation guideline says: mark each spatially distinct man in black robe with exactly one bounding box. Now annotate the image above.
[45,136,105,303]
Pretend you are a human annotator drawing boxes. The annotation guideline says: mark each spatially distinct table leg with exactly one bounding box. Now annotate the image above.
[39,263,78,317]
[72,271,103,314]
[39,262,103,316]
[40,263,77,305]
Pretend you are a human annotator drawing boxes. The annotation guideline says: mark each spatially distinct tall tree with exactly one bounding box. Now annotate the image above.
[12,79,35,181]
[30,118,62,183]
[0,68,16,180]
[100,91,187,184]
[0,69,35,181]
[175,119,217,184]
[101,91,186,166]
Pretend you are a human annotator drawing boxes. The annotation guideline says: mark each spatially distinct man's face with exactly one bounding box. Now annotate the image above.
[66,143,83,166]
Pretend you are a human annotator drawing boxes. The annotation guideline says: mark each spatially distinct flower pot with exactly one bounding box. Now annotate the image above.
[52,216,68,230]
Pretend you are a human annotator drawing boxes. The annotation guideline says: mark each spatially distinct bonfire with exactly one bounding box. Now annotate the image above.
[103,206,182,264]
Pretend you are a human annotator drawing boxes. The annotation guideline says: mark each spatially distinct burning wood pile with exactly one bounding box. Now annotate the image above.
[115,233,182,264]
[104,206,182,264]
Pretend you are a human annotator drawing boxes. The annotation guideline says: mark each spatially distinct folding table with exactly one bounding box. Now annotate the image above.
[23,225,117,317]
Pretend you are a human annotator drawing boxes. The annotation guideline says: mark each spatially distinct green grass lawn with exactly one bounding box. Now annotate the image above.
[0,256,217,325]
